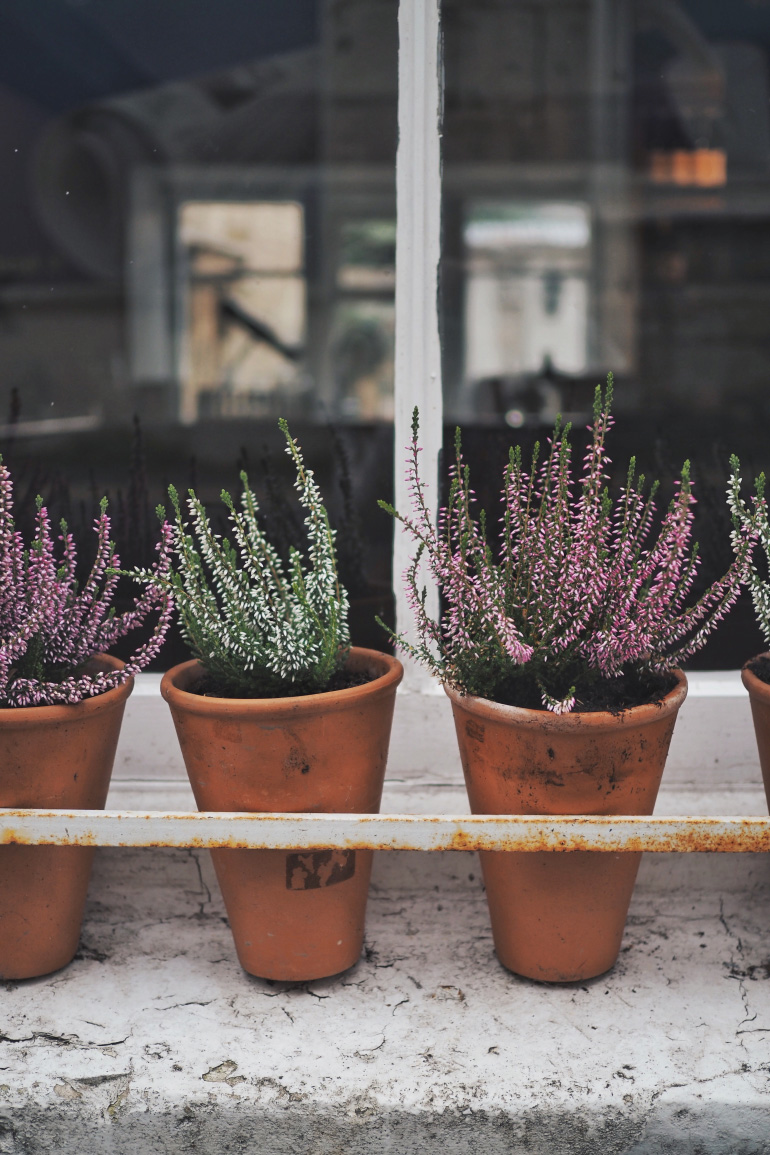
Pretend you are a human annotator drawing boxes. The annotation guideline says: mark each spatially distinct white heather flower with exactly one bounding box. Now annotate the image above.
[157,422,349,697]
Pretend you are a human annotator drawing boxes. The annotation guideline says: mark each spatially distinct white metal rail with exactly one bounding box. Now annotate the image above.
[2,810,770,853]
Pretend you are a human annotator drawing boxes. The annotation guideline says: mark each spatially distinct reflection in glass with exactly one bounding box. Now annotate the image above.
[178,201,307,423]
[334,219,395,419]
[1,0,399,428]
[463,202,590,426]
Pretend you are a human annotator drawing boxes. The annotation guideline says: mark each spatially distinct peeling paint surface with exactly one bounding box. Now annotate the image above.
[1,846,770,1153]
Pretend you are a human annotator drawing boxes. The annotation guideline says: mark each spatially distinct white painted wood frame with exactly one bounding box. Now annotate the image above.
[393,0,443,691]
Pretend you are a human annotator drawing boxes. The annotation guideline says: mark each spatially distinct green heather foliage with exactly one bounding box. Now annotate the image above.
[151,420,350,698]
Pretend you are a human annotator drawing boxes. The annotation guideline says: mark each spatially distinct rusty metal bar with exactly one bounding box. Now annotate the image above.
[2,810,770,852]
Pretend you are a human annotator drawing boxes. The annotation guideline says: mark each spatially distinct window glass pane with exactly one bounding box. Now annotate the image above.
[440,0,770,666]
[0,0,398,662]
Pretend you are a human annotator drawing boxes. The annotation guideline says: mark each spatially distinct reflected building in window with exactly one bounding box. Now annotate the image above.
[177,201,307,423]
[463,202,591,425]
[3,0,770,435]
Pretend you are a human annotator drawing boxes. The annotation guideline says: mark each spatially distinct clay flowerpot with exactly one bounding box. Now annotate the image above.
[446,670,688,983]
[0,655,132,980]
[740,655,770,811]
[161,647,403,981]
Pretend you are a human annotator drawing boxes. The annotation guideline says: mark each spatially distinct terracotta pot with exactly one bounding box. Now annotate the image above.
[161,647,403,981]
[740,655,770,811]
[446,671,688,983]
[0,655,132,980]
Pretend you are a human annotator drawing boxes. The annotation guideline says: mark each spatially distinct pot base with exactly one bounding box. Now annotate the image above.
[0,846,96,980]
[482,849,642,982]
[213,848,372,981]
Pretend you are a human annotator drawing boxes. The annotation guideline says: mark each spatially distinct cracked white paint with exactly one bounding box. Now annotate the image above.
[0,847,769,1151]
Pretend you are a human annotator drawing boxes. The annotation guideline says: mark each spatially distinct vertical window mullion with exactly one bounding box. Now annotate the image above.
[394,0,443,691]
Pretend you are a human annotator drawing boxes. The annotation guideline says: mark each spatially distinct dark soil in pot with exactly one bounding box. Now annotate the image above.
[745,655,770,685]
[484,668,677,714]
[188,666,377,699]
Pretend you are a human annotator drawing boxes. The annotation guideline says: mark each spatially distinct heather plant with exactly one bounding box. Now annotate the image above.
[142,420,350,698]
[728,462,770,647]
[0,458,173,708]
[382,376,762,713]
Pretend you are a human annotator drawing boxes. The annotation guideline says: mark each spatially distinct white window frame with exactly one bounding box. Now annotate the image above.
[393,0,443,691]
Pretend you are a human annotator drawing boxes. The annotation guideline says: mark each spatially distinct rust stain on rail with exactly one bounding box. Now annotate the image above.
[463,817,770,854]
[0,826,101,847]
[446,829,478,852]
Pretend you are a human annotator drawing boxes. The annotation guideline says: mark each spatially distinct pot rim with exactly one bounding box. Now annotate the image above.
[444,667,688,732]
[161,646,404,718]
[741,652,770,699]
[0,653,132,729]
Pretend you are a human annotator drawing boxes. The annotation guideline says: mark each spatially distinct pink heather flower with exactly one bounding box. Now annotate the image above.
[0,459,173,707]
[382,376,763,712]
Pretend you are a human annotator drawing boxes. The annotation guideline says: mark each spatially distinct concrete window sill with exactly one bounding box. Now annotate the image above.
[2,672,769,1154]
